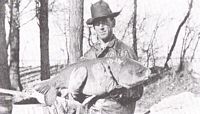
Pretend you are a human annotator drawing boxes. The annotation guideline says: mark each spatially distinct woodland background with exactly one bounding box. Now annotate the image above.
[0,0,200,114]
[4,0,200,67]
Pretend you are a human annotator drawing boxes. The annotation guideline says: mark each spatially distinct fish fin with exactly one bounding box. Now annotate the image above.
[44,86,57,106]
[31,81,58,106]
[32,81,51,94]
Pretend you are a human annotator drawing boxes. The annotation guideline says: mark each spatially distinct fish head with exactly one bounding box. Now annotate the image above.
[116,58,150,88]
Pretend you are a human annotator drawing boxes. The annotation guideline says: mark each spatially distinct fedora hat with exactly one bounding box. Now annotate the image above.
[86,0,120,25]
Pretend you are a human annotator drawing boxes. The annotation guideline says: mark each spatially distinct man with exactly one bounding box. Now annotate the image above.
[81,1,143,114]
[25,1,143,114]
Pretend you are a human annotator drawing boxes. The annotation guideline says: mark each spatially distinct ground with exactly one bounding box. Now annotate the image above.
[135,68,200,113]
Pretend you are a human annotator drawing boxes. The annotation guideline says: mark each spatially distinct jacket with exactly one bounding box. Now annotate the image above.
[83,35,143,114]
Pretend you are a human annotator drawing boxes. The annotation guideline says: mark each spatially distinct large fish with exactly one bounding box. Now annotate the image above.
[31,57,150,106]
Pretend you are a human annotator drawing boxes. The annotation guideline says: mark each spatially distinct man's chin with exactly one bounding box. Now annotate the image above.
[99,36,108,40]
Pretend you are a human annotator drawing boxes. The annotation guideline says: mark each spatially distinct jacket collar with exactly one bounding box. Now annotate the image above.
[94,35,117,57]
[96,34,117,49]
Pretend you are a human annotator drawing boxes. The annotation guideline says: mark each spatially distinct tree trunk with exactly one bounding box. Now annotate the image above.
[68,0,84,64]
[39,0,50,80]
[164,0,193,69]
[0,1,12,114]
[132,0,138,58]
[0,0,10,90]
[9,0,22,91]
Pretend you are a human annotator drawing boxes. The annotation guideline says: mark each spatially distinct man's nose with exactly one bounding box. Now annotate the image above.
[99,23,105,30]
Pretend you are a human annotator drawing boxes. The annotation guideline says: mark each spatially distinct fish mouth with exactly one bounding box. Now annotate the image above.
[119,81,144,88]
[118,82,133,89]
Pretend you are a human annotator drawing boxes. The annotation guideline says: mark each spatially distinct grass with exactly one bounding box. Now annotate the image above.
[135,68,200,113]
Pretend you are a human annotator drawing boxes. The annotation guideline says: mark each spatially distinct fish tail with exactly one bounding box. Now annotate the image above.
[32,80,58,106]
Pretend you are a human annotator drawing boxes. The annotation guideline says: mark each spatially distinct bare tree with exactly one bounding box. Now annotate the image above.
[132,0,138,58]
[68,0,84,64]
[190,33,200,62]
[0,0,12,114]
[19,0,36,27]
[0,0,11,90]
[164,0,193,69]
[37,0,50,80]
[122,15,146,41]
[146,24,159,67]
[51,3,70,65]
[177,25,195,72]
[142,17,165,68]
[8,0,22,91]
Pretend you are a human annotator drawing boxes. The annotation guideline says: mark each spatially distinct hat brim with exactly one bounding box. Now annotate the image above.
[86,11,120,25]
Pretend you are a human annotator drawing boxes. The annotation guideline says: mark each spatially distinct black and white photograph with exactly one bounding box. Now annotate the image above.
[0,0,200,114]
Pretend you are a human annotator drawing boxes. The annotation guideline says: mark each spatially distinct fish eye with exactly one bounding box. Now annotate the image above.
[136,69,145,75]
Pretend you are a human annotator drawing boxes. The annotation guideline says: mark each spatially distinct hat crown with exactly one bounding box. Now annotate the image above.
[86,0,120,25]
[91,1,113,18]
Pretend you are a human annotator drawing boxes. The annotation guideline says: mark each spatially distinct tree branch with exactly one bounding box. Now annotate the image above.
[164,0,193,68]
[190,33,200,62]
[20,15,36,27]
[20,0,32,14]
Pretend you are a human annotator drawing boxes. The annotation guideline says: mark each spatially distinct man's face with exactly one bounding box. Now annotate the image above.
[93,18,114,42]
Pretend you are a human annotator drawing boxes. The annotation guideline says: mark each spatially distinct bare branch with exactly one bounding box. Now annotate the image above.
[132,0,138,57]
[146,19,160,67]
[185,31,194,51]
[164,0,193,68]
[20,8,36,17]
[190,33,200,62]
[20,0,32,14]
[48,0,56,12]
[121,13,133,40]
[20,15,36,27]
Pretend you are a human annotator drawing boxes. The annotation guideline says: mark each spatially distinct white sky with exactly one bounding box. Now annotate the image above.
[6,0,200,67]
